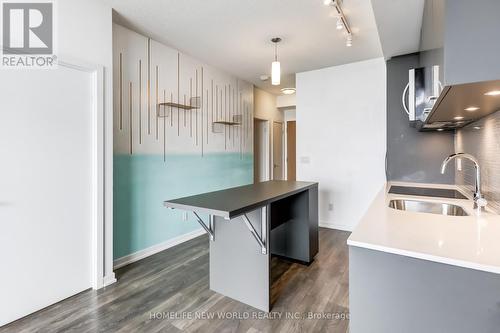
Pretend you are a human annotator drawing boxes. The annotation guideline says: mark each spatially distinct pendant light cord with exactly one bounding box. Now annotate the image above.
[274,42,278,61]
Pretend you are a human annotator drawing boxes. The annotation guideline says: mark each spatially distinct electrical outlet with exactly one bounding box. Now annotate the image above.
[182,212,188,221]
[300,156,310,164]
[328,203,334,211]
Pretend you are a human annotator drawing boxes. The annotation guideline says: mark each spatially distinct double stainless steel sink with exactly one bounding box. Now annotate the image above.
[388,199,468,216]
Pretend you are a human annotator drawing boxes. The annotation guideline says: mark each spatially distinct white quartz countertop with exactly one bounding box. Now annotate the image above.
[347,182,500,274]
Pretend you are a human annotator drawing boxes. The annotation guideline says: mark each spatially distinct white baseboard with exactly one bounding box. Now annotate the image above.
[319,221,354,232]
[113,228,206,269]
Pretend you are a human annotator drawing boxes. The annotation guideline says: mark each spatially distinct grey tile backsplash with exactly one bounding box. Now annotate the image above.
[455,110,500,213]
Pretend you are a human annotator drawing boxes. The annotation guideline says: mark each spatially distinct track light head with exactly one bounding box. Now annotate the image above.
[336,18,343,30]
[346,34,353,47]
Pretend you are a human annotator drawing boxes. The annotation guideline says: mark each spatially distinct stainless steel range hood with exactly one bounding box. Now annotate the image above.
[418,79,500,131]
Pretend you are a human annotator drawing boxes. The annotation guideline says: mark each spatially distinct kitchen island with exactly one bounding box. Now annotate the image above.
[164,180,319,312]
[348,182,500,333]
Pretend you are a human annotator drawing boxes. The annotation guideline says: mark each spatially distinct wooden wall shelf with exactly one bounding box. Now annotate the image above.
[157,96,201,116]
[213,120,241,126]
[212,120,241,133]
[158,102,199,110]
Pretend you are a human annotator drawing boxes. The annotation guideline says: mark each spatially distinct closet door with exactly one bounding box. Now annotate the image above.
[0,65,94,325]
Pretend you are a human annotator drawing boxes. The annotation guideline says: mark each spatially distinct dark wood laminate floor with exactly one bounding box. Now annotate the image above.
[1,228,350,333]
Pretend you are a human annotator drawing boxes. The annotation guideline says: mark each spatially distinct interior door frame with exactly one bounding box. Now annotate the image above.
[272,121,284,180]
[58,57,108,290]
[254,117,271,182]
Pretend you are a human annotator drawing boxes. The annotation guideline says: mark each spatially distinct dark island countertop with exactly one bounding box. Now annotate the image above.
[164,180,318,219]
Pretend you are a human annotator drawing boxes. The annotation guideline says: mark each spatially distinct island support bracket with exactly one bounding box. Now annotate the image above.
[242,213,267,255]
[193,212,215,241]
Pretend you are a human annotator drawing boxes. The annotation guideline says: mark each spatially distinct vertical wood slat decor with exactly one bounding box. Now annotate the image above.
[233,86,236,146]
[177,53,180,136]
[147,38,151,135]
[183,95,187,129]
[129,81,133,155]
[201,67,204,153]
[138,59,142,144]
[155,65,159,140]
[119,53,123,130]
[238,89,243,159]
[163,89,166,161]
[226,85,228,150]
[113,24,253,160]
[196,69,199,146]
[170,92,173,127]
[188,78,192,130]
[228,84,231,140]
[210,80,213,144]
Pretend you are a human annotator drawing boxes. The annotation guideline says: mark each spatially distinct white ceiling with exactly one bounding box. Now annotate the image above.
[370,0,425,58]
[370,0,444,59]
[103,0,383,95]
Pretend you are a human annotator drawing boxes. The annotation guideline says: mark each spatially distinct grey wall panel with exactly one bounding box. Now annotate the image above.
[210,208,270,312]
[419,47,444,84]
[444,0,500,85]
[386,54,455,184]
[349,246,500,333]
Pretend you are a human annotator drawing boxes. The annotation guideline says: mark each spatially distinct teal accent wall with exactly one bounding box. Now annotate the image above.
[113,153,253,259]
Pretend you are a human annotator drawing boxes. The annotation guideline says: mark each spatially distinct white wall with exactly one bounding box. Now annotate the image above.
[254,87,282,122]
[277,94,296,109]
[254,87,284,180]
[283,108,296,180]
[296,58,386,231]
[57,0,115,285]
[283,109,296,122]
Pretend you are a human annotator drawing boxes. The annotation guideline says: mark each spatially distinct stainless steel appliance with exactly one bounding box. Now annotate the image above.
[402,65,500,131]
[402,65,442,129]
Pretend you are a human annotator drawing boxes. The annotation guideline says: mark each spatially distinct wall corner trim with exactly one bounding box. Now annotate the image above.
[113,228,207,269]
[102,273,117,288]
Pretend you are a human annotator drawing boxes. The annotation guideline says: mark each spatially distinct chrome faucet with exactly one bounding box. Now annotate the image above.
[441,153,487,211]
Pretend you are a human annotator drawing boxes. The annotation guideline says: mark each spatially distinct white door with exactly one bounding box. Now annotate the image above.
[0,66,94,325]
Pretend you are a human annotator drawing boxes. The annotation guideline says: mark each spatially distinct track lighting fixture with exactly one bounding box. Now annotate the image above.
[323,0,352,47]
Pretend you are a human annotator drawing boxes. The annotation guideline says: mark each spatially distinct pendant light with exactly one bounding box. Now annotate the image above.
[271,37,281,86]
